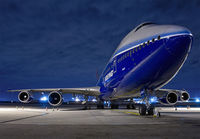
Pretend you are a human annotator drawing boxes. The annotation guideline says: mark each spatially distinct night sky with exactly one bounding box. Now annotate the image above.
[0,0,200,101]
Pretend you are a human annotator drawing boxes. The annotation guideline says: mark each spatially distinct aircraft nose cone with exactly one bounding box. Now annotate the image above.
[165,33,193,57]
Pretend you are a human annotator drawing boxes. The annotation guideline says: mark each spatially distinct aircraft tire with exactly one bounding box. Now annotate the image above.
[97,104,104,109]
[131,104,136,109]
[147,107,154,115]
[139,105,146,116]
[127,104,131,109]
[111,104,119,109]
[83,106,88,110]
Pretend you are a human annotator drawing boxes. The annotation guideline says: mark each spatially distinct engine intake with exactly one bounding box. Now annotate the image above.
[180,91,190,102]
[154,89,179,105]
[18,91,33,103]
[48,91,63,106]
[159,92,178,105]
[166,92,178,104]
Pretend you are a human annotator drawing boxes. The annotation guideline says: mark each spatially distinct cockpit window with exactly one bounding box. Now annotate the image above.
[134,22,156,32]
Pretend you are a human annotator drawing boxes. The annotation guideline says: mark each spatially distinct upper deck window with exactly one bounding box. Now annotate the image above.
[134,22,156,32]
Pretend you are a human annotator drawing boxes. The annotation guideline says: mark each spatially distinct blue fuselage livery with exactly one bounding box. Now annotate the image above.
[97,23,193,100]
[9,22,193,113]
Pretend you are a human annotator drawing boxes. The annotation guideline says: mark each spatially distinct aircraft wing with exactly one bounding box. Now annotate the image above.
[8,86,101,96]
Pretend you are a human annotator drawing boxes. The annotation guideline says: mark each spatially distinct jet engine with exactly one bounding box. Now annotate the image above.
[48,91,63,106]
[155,89,190,105]
[18,91,33,103]
[154,89,178,105]
[178,91,190,102]
[159,92,178,105]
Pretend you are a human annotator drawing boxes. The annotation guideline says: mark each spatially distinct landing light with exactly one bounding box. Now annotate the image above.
[75,97,80,102]
[40,96,48,101]
[196,98,200,103]
[92,99,97,102]
[150,97,158,103]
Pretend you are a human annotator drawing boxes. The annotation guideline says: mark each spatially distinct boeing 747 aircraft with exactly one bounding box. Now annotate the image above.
[9,22,193,115]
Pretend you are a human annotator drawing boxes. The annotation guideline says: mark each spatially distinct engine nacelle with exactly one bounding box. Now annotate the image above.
[18,91,33,103]
[154,89,178,105]
[179,91,190,102]
[48,91,63,106]
[155,89,190,105]
[159,92,178,105]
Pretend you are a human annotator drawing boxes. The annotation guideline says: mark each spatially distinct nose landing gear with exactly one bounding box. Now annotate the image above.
[139,104,155,116]
[139,89,155,116]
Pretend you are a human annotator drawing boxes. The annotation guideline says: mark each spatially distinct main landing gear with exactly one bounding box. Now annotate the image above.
[97,103,104,109]
[126,104,136,109]
[126,98,136,109]
[110,100,120,109]
[96,98,104,109]
[111,104,119,109]
[83,96,91,110]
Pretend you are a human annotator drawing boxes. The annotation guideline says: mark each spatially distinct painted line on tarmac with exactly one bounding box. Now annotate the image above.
[112,110,140,116]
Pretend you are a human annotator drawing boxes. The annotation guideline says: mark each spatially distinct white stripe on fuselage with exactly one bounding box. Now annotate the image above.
[113,32,193,58]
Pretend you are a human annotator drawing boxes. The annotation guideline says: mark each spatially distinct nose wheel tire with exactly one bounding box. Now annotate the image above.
[139,105,147,116]
[147,107,154,115]
[139,105,155,115]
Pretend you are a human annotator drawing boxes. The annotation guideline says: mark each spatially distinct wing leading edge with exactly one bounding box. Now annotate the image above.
[8,86,101,96]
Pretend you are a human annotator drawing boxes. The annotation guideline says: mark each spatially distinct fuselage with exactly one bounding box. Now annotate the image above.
[97,23,193,100]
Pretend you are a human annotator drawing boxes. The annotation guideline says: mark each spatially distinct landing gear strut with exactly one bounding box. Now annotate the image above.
[83,95,91,110]
[138,89,155,116]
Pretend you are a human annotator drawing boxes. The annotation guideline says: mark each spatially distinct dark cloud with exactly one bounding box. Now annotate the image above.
[0,0,200,100]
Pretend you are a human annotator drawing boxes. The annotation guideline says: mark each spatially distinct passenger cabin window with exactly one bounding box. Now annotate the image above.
[143,43,145,48]
[152,38,155,42]
[127,52,129,57]
[158,35,161,40]
[147,40,150,45]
